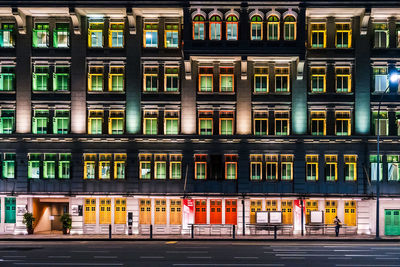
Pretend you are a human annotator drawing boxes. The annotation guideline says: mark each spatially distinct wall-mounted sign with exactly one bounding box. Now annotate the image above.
[269,211,282,224]
[256,211,268,224]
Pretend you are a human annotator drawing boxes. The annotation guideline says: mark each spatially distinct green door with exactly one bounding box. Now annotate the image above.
[5,197,16,223]
[385,209,400,236]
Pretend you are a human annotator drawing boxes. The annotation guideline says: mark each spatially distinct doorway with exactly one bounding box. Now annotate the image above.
[32,198,69,234]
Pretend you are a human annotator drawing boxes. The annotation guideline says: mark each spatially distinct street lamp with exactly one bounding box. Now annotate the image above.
[376,70,400,239]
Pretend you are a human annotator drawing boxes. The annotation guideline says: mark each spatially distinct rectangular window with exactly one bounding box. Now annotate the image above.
[98,154,111,179]
[165,24,179,48]
[53,110,70,134]
[109,22,124,48]
[336,23,351,48]
[53,66,69,91]
[193,16,205,40]
[0,66,15,91]
[310,111,326,136]
[84,198,96,224]
[165,67,179,92]
[267,16,279,40]
[220,68,234,92]
[250,154,262,180]
[43,153,56,179]
[388,155,400,181]
[58,153,71,179]
[310,68,326,93]
[310,23,326,48]
[226,18,238,41]
[344,155,357,181]
[209,16,222,40]
[53,23,69,48]
[88,22,103,48]
[336,67,351,93]
[225,154,238,180]
[114,198,126,224]
[143,110,158,135]
[199,67,213,92]
[275,111,290,135]
[170,154,182,179]
[99,199,111,224]
[281,155,293,180]
[284,16,296,40]
[114,154,126,179]
[154,199,167,225]
[139,199,151,224]
[253,111,268,136]
[144,23,158,48]
[373,111,388,136]
[370,154,383,181]
[164,111,179,135]
[88,110,103,134]
[265,155,278,180]
[4,197,16,223]
[108,110,124,134]
[84,154,96,179]
[32,109,49,134]
[195,154,207,180]
[0,23,15,48]
[266,200,277,211]
[143,67,158,92]
[374,23,388,48]
[373,67,388,92]
[335,111,351,136]
[28,153,41,179]
[306,155,319,181]
[109,66,124,92]
[198,111,213,135]
[2,153,15,179]
[154,154,167,179]
[33,23,49,48]
[139,154,152,179]
[88,66,104,92]
[251,16,263,40]
[219,111,234,135]
[325,155,337,181]
[32,66,49,91]
[0,110,15,134]
[170,199,182,225]
[275,67,290,92]
[254,67,268,93]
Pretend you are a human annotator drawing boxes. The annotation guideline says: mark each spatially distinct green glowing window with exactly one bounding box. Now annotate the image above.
[109,22,124,48]
[209,15,222,40]
[374,23,388,48]
[275,67,289,92]
[336,67,351,93]
[195,154,207,179]
[281,155,293,180]
[250,15,263,41]
[310,23,326,48]
[199,118,212,135]
[84,154,96,179]
[53,23,69,48]
[275,111,289,135]
[388,155,400,181]
[59,153,71,179]
[53,66,69,91]
[109,66,124,92]
[43,153,56,179]
[0,23,15,48]
[306,155,318,181]
[284,16,296,41]
[373,67,388,92]
[226,15,238,40]
[144,67,158,92]
[114,154,126,179]
[220,68,234,92]
[335,111,351,136]
[144,111,158,135]
[373,111,388,136]
[32,109,49,134]
[170,154,182,179]
[33,23,49,48]
[32,66,49,91]
[310,111,326,136]
[219,112,234,135]
[28,153,41,179]
[310,68,326,93]
[88,110,103,134]
[165,67,179,92]
[165,24,179,48]
[193,15,205,40]
[88,22,104,48]
[5,197,16,223]
[396,112,400,136]
[250,156,262,180]
[267,15,279,40]
[344,155,357,181]
[225,155,237,180]
[0,110,15,134]
[165,117,178,135]
[53,110,69,134]
[109,110,124,134]
[370,154,383,181]
[2,153,15,179]
[325,155,337,181]
[254,67,268,93]
[154,154,167,179]
[139,154,152,179]
[143,23,158,48]
[0,66,15,91]
[88,66,104,92]
[254,114,268,136]
[199,67,213,92]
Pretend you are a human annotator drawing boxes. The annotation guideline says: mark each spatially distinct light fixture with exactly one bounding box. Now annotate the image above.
[389,71,400,83]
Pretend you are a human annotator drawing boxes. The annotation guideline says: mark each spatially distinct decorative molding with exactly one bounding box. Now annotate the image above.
[184,60,191,80]
[241,60,247,80]
[12,8,26,34]
[297,60,305,80]
[208,9,223,19]
[127,8,136,34]
[361,12,370,36]
[266,9,281,20]
[69,8,81,35]
[191,8,207,20]
[224,9,240,20]
[283,9,298,20]
[249,9,264,20]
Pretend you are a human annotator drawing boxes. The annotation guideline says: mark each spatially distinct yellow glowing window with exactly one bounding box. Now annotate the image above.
[199,67,213,92]
[225,154,238,180]
[170,154,182,179]
[219,111,234,135]
[254,67,268,93]
[139,154,152,179]
[108,110,124,135]
[88,66,104,92]
[325,200,337,224]
[88,110,104,134]
[143,67,158,92]
[275,67,290,92]
[98,154,112,179]
[306,155,319,181]
[164,67,179,92]
[164,110,179,135]
[114,198,126,224]
[284,16,296,40]
[143,23,158,48]
[336,67,351,93]
[281,155,293,180]
[99,198,111,224]
[250,154,263,180]
[265,155,278,180]
[84,198,96,224]
[266,200,277,211]
[253,111,268,135]
[219,68,234,92]
[310,111,326,136]
[88,22,103,48]
[143,110,158,135]
[154,154,167,179]
[344,155,357,181]
[109,22,124,48]
[84,154,96,179]
[325,155,338,181]
[275,111,290,135]
[195,154,207,180]
[108,66,124,92]
[250,15,263,41]
[306,200,318,224]
[335,111,351,136]
[310,23,326,48]
[165,24,179,48]
[114,154,126,179]
[310,68,326,93]
[267,15,279,40]
[336,23,351,48]
[198,110,213,135]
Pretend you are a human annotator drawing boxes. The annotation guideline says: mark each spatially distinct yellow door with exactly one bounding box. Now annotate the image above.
[344,201,356,226]
[170,199,182,225]
[266,200,278,211]
[325,200,337,224]
[84,198,96,224]
[140,199,151,225]
[114,198,126,224]
[306,200,318,224]
[281,200,293,225]
[154,199,167,225]
[250,200,263,224]
[99,198,111,224]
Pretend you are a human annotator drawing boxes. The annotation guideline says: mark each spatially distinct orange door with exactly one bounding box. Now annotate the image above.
[210,199,222,224]
[195,199,207,224]
[225,199,237,225]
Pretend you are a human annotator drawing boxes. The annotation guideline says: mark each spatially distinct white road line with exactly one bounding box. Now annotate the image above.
[386,252,400,255]
[140,256,165,259]
[336,265,400,267]
[13,263,123,266]
[3,256,26,258]
[234,257,259,259]
[334,250,371,252]
[48,256,71,259]
[328,257,351,260]
[280,257,305,260]
[71,251,110,253]
[167,251,208,254]
[276,254,341,257]
[376,258,399,260]
[187,256,213,259]
[94,256,118,259]
[344,254,384,257]
[373,248,400,250]
[173,264,284,266]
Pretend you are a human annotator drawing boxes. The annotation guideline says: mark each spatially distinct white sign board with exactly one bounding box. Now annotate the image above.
[256,211,269,224]
[269,211,282,224]
[49,216,54,221]
[310,210,324,224]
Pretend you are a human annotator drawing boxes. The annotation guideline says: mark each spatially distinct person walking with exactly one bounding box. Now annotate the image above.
[334,216,341,237]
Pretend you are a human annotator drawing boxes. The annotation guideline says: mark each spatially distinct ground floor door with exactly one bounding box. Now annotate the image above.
[385,209,400,236]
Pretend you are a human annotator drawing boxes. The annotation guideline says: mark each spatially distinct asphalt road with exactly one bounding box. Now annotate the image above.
[0,241,399,267]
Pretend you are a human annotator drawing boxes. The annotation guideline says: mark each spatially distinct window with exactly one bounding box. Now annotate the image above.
[209,15,222,40]
[193,15,205,40]
[199,67,213,92]
[310,111,326,136]
[373,111,388,136]
[28,153,40,179]
[99,199,111,224]
[53,23,69,48]
[114,154,126,179]
[32,109,49,134]
[88,110,103,134]
[265,155,278,180]
[109,22,124,48]
[388,155,400,181]
[281,155,293,180]
[139,154,152,179]
[165,67,179,92]
[344,201,356,226]
[373,67,388,92]
[335,111,351,136]
[154,154,167,179]
[99,154,112,179]
[0,23,14,48]
[306,155,319,181]
[198,111,213,135]
[115,198,127,224]
[310,23,326,48]
[219,111,234,135]
[84,199,96,224]
[344,155,357,181]
[267,16,279,40]
[325,155,337,181]
[336,67,351,93]
[254,67,268,93]
[32,66,49,91]
[170,154,182,179]
[164,111,179,135]
[143,67,158,92]
[58,153,71,179]
[374,23,388,48]
[225,155,237,180]
[266,200,277,211]
[43,153,56,179]
[275,111,290,135]
[310,68,326,93]
[143,110,158,135]
[53,110,70,134]
[2,153,15,179]
[250,154,262,180]
[0,110,15,134]
[88,66,104,92]
[0,66,15,91]
[88,22,103,48]
[275,67,290,92]
[84,154,96,179]
[336,23,351,48]
[143,23,158,48]
[226,15,238,40]
[253,111,268,136]
[53,66,69,91]
[108,110,124,134]
[284,16,296,40]
[109,66,124,92]
[220,68,234,92]
[165,24,179,48]
[250,15,263,40]
[370,155,383,181]
[195,154,207,180]
[4,197,16,223]
[33,23,49,48]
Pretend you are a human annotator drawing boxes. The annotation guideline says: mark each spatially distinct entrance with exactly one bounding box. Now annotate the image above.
[385,209,400,236]
[32,198,69,234]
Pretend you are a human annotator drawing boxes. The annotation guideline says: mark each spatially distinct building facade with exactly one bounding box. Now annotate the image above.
[0,0,399,236]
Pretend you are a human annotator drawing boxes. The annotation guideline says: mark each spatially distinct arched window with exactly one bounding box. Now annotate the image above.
[226,15,238,40]
[284,15,296,41]
[267,15,279,40]
[193,15,205,40]
[250,15,263,40]
[209,15,222,40]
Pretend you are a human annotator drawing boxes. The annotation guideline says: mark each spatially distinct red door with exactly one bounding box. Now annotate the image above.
[195,199,207,224]
[225,199,237,225]
[210,199,222,224]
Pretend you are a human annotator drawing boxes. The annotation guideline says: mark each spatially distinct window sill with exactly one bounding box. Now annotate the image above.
[197,91,236,95]
[32,91,70,94]
[0,91,15,94]
[87,91,125,94]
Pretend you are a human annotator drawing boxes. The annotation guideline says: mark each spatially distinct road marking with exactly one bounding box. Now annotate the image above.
[376,258,399,260]
[167,251,208,254]
[140,256,165,259]
[48,256,71,259]
[71,251,109,253]
[336,265,400,267]
[3,256,26,258]
[94,256,118,259]
[173,264,284,266]
[166,241,177,244]
[234,257,259,259]
[328,257,351,260]
[344,254,384,257]
[13,263,123,266]
[276,254,339,257]
[187,256,212,259]
[334,250,371,252]
[280,257,305,260]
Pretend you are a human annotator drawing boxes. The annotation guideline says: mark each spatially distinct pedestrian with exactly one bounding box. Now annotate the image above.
[334,216,341,237]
